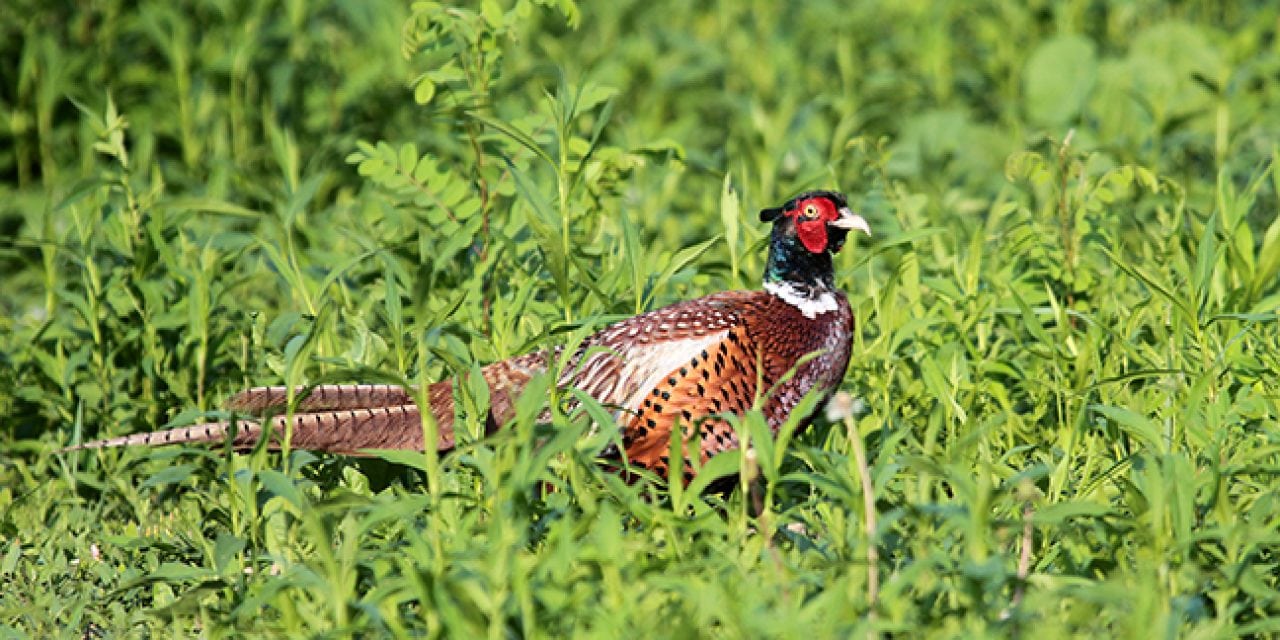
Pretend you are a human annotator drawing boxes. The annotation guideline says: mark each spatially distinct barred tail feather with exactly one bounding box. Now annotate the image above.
[259,405,440,454]
[61,420,249,452]
[226,384,417,413]
[63,404,454,455]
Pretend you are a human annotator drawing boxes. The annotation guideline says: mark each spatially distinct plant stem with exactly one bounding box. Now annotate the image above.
[846,414,879,621]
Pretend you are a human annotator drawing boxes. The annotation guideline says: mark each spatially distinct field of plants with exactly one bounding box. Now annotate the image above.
[2,0,1279,636]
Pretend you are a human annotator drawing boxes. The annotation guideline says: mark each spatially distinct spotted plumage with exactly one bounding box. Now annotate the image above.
[64,191,870,483]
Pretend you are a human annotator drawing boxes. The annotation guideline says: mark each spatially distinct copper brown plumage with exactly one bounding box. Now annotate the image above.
[64,191,871,482]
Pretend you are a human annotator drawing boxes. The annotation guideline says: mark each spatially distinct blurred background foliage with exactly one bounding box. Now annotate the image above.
[2,0,1279,636]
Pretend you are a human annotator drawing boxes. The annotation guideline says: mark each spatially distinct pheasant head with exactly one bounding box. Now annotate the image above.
[759,190,870,317]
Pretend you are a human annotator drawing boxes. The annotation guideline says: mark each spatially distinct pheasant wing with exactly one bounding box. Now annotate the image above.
[556,292,783,476]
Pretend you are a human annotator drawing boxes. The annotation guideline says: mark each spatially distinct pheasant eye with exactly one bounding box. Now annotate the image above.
[802,204,819,219]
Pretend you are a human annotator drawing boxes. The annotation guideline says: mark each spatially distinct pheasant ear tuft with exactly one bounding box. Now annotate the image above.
[759,206,785,223]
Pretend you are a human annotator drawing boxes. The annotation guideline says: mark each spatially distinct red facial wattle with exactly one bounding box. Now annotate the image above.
[789,197,839,253]
[796,220,829,253]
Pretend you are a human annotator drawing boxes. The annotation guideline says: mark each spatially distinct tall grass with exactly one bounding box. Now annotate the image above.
[2,0,1279,636]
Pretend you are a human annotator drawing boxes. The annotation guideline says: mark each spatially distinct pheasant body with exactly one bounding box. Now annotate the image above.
[578,289,853,477]
[66,191,870,481]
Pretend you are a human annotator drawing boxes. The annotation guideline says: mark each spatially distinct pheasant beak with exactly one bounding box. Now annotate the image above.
[830,207,872,236]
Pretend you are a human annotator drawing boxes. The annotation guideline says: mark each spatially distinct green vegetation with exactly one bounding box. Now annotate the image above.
[3,0,1279,636]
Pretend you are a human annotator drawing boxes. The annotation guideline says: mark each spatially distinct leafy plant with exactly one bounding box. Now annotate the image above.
[2,0,1279,637]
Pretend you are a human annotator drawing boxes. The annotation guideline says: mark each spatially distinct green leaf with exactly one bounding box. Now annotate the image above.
[1023,34,1097,126]
[720,174,741,284]
[1033,500,1114,525]
[1103,246,1197,329]
[366,449,432,472]
[644,235,721,308]
[162,197,261,219]
[469,112,556,170]
[139,464,199,491]
[480,0,504,27]
[1092,404,1164,453]
[1250,190,1280,301]
[212,533,246,575]
[686,450,741,496]
[258,470,305,510]
[1192,212,1220,314]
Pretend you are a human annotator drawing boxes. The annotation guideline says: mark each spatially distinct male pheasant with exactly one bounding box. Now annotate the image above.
[66,191,870,480]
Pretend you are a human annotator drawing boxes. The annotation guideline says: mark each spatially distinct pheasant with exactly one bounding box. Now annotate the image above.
[65,191,870,480]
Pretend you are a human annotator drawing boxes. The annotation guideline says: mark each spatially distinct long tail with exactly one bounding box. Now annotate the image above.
[63,352,550,455]
[60,404,431,454]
